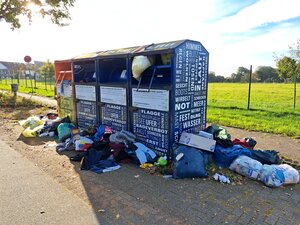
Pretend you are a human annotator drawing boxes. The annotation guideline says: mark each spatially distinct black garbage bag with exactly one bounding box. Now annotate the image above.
[203,125,233,148]
[249,150,281,165]
[48,116,71,135]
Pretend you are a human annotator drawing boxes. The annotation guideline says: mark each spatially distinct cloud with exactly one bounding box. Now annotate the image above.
[1,0,299,77]
[214,0,300,34]
[209,21,300,76]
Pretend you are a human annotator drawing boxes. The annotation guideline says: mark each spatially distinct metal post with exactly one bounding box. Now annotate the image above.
[45,68,48,90]
[17,70,20,84]
[294,73,297,109]
[247,65,252,110]
[29,67,33,93]
[34,72,37,88]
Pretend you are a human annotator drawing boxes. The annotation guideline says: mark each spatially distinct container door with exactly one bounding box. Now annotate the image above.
[131,88,170,155]
[98,58,128,132]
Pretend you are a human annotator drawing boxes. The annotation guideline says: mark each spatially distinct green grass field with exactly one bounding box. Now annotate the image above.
[208,83,300,137]
[1,80,299,137]
[0,78,55,97]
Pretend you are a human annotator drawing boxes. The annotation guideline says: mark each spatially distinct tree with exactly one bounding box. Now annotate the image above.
[208,71,216,82]
[39,60,54,79]
[215,75,225,82]
[289,39,300,80]
[255,66,279,82]
[230,67,250,82]
[276,56,296,83]
[208,71,225,82]
[0,0,75,30]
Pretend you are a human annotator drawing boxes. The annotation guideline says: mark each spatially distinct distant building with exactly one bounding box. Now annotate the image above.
[0,61,45,79]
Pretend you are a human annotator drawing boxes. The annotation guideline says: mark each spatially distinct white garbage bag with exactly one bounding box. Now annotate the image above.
[260,164,299,187]
[229,155,263,180]
[132,56,154,80]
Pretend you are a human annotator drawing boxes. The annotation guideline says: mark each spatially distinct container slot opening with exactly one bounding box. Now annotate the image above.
[99,58,127,83]
[73,61,96,83]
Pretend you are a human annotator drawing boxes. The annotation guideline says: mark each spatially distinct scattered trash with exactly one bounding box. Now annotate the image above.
[43,143,56,148]
[14,112,300,188]
[213,173,230,184]
[140,163,154,169]
[39,131,55,137]
[155,156,168,166]
[175,153,184,161]
[97,209,105,213]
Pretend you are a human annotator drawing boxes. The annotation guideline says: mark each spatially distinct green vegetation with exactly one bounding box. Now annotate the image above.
[0,0,75,30]
[0,79,55,97]
[1,81,300,137]
[0,92,44,108]
[208,83,300,137]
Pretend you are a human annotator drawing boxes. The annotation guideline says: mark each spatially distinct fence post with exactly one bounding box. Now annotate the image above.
[247,65,252,110]
[294,73,297,109]
[34,72,37,89]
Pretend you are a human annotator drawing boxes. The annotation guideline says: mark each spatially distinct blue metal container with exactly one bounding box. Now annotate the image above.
[129,40,209,157]
[96,46,140,132]
[71,40,209,158]
[72,57,98,128]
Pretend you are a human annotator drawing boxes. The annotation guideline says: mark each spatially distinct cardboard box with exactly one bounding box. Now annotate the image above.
[179,132,216,152]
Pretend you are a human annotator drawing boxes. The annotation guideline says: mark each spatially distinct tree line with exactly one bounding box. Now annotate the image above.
[209,39,300,83]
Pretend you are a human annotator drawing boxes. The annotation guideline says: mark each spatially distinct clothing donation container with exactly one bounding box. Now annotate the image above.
[54,60,75,121]
[97,47,140,132]
[129,40,209,157]
[72,53,98,128]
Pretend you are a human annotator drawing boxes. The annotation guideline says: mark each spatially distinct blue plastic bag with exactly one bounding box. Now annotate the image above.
[173,145,211,179]
[213,144,252,168]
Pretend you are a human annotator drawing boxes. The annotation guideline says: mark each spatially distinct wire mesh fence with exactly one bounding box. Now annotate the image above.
[0,74,56,97]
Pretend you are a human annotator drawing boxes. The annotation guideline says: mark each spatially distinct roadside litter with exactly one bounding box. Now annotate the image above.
[18,115,299,187]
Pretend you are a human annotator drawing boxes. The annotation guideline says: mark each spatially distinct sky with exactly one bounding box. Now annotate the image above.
[0,0,300,77]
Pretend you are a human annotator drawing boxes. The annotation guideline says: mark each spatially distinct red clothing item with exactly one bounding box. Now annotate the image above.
[232,138,253,150]
[109,142,125,157]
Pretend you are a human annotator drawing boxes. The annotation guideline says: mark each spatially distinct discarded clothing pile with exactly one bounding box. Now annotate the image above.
[19,116,299,187]
[56,125,158,174]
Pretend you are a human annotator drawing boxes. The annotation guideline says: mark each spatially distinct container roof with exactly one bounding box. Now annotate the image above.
[71,39,194,60]
[138,40,187,54]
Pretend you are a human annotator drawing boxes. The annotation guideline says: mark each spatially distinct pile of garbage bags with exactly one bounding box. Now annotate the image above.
[19,115,299,187]
[172,125,299,187]
[18,113,71,138]
[230,155,299,187]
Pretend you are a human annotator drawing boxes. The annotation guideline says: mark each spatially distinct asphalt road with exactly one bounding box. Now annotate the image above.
[0,139,104,225]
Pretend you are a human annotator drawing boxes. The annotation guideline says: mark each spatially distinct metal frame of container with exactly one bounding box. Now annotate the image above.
[54,60,75,122]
